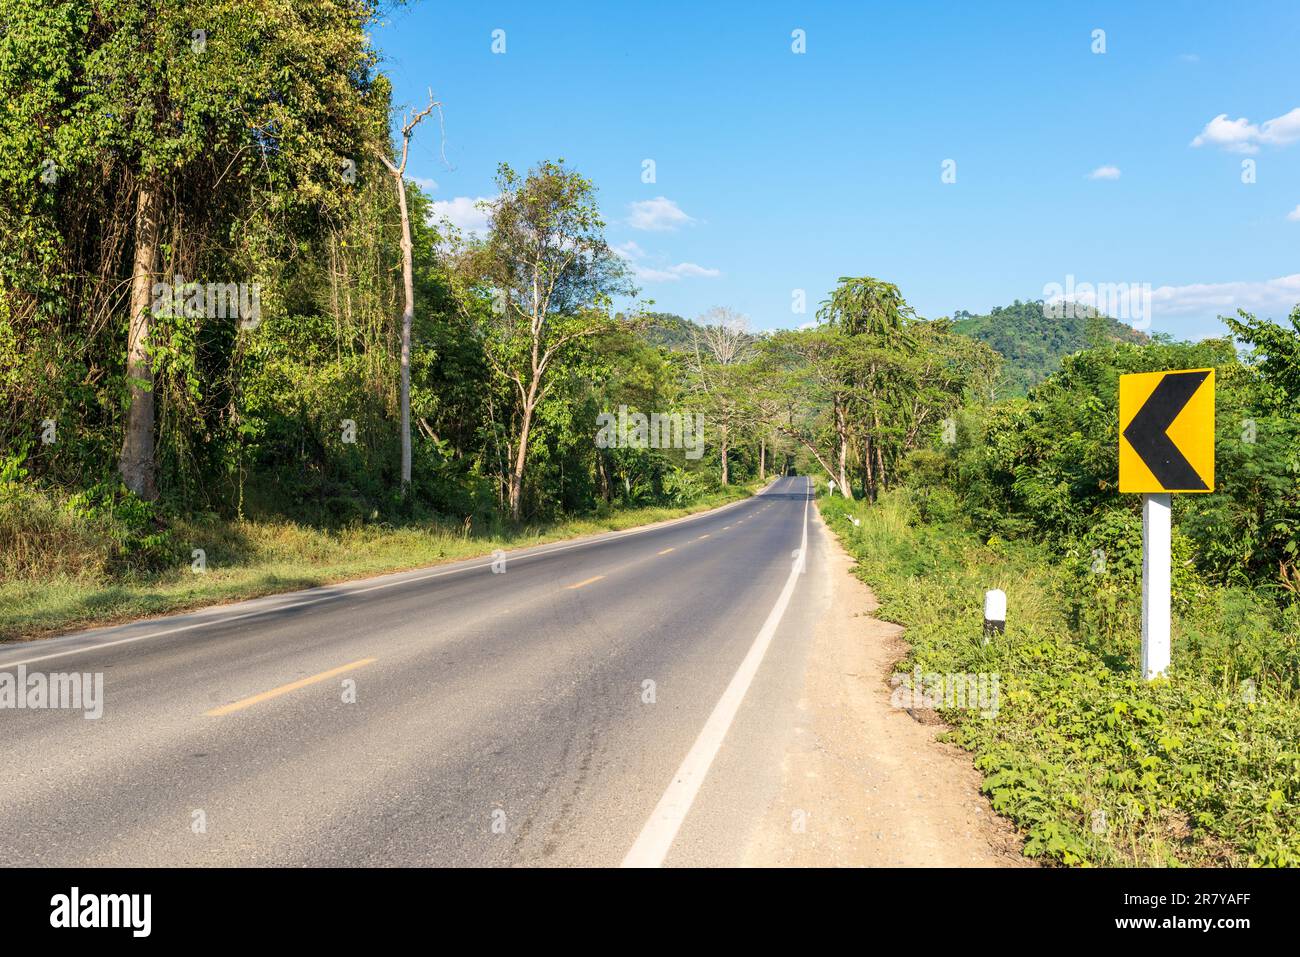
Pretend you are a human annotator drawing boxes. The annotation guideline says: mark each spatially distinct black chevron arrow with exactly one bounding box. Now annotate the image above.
[1123,370,1209,490]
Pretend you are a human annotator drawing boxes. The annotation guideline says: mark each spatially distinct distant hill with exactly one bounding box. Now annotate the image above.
[641,312,699,351]
[640,311,763,355]
[951,299,1149,395]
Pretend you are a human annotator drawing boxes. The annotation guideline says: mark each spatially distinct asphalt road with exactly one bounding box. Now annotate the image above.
[0,475,827,867]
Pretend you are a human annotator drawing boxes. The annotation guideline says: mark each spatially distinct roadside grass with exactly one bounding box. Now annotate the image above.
[0,483,759,642]
[819,489,1300,867]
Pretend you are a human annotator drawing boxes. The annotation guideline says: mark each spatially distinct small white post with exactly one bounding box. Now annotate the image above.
[983,589,1006,642]
[1141,493,1172,679]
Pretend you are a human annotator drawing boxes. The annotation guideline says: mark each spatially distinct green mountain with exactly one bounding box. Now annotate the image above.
[641,312,700,351]
[951,299,1149,395]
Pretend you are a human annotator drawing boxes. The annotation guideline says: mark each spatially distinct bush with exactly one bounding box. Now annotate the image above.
[822,488,1300,867]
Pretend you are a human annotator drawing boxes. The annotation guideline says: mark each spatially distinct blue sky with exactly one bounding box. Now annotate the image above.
[373,0,1300,338]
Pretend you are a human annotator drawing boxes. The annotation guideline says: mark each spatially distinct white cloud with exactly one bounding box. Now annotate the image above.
[1042,273,1300,327]
[427,196,493,235]
[1087,165,1121,180]
[1150,273,1300,316]
[1289,205,1300,222]
[1191,107,1300,153]
[614,240,719,282]
[627,196,695,231]
[408,176,439,193]
[627,260,721,283]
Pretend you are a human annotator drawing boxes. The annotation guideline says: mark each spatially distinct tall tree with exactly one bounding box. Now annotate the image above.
[689,307,753,485]
[470,161,634,520]
[762,327,855,497]
[818,276,917,498]
[1,1,383,499]
[377,92,442,495]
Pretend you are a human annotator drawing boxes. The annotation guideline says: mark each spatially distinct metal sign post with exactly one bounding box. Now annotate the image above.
[1120,369,1214,681]
[1140,493,1171,679]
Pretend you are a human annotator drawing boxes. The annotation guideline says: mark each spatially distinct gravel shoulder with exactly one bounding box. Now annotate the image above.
[744,505,1029,867]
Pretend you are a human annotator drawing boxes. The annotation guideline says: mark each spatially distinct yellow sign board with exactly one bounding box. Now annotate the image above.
[1119,369,1214,493]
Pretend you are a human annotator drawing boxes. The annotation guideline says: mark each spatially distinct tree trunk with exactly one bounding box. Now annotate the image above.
[759,437,766,480]
[119,182,161,500]
[872,407,886,496]
[863,435,877,501]
[720,426,729,485]
[597,453,611,502]
[835,400,851,498]
[508,391,537,521]
[393,170,415,493]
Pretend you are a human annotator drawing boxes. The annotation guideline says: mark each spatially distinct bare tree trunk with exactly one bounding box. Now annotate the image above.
[119,182,161,500]
[835,400,851,498]
[377,93,440,498]
[394,172,415,493]
[759,437,766,481]
[720,424,730,485]
[872,407,886,496]
[597,453,611,502]
[508,391,537,521]
[863,435,877,501]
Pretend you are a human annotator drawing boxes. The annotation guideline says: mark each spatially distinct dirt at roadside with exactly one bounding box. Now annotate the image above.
[744,507,1030,867]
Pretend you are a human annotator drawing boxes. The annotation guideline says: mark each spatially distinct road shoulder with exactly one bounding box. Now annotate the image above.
[744,505,1028,867]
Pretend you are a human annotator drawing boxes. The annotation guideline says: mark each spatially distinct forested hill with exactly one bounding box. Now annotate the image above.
[951,300,1149,395]
[641,312,700,351]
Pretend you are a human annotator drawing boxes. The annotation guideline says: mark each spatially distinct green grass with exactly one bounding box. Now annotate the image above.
[819,489,1300,867]
[0,483,759,642]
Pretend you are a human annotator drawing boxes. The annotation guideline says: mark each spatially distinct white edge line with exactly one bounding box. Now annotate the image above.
[0,479,784,671]
[621,475,811,868]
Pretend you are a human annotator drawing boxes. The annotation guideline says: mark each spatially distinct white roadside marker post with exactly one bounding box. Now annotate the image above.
[1141,492,1172,679]
[983,589,1006,643]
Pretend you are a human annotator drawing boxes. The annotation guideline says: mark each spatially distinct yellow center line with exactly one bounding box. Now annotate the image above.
[658,547,675,555]
[206,658,376,717]
[697,533,710,540]
[566,574,606,589]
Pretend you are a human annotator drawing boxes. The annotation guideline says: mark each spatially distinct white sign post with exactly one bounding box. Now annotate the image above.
[1141,493,1171,679]
[983,589,1006,643]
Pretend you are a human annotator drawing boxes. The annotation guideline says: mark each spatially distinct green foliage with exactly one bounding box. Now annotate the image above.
[952,299,1149,396]
[1,7,751,602]
[821,491,1300,867]
[828,307,1300,867]
[1225,306,1300,407]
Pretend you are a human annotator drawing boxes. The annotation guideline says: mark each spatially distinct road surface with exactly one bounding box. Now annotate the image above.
[0,475,829,866]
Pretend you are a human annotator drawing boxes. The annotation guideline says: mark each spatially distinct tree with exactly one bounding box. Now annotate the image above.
[377,92,443,495]
[689,307,754,485]
[1224,306,1300,408]
[818,276,917,498]
[1,2,383,500]
[469,160,634,520]
[761,327,855,496]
